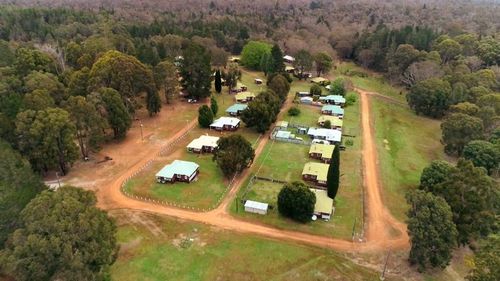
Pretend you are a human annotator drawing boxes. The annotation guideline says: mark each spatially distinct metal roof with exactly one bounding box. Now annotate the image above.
[319,95,346,103]
[156,160,199,179]
[321,105,344,115]
[244,200,269,210]
[275,130,291,139]
[318,115,343,127]
[210,117,241,128]
[186,135,219,150]
[310,188,333,214]
[307,128,342,142]
[226,103,248,113]
[235,91,256,101]
[309,143,335,158]
[302,162,330,182]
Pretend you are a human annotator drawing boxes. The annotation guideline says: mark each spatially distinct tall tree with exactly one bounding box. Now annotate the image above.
[314,52,333,76]
[293,49,313,79]
[99,88,132,140]
[241,90,281,133]
[214,69,222,94]
[15,108,79,175]
[0,140,44,247]
[67,67,90,97]
[434,39,462,63]
[224,63,241,93]
[198,105,214,128]
[146,90,161,116]
[419,160,455,192]
[153,61,178,104]
[441,113,484,155]
[240,41,271,70]
[213,134,255,177]
[407,78,452,118]
[23,90,55,111]
[24,71,67,105]
[180,43,212,100]
[466,235,500,281]
[0,186,118,281]
[329,78,347,96]
[463,140,499,175]
[277,182,316,223]
[406,190,457,271]
[210,96,218,116]
[267,74,290,102]
[327,145,340,199]
[269,44,285,74]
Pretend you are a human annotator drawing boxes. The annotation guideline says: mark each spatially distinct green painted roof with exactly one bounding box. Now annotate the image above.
[321,105,344,115]
[309,143,335,158]
[302,162,329,182]
[310,188,333,214]
[318,115,343,127]
[156,160,199,179]
[226,103,248,113]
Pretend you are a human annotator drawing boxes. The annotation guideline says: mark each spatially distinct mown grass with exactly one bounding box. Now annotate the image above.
[283,104,320,127]
[110,211,394,281]
[371,98,445,221]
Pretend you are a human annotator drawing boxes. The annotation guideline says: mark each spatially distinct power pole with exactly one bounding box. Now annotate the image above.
[351,217,357,241]
[380,251,390,280]
[140,121,144,141]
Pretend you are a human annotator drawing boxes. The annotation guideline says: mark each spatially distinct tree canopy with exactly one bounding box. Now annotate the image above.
[240,41,271,70]
[277,182,316,223]
[213,134,255,177]
[180,43,212,100]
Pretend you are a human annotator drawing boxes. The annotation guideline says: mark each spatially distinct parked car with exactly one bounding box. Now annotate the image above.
[187,98,198,103]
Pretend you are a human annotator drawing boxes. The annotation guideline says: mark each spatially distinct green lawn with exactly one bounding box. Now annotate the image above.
[284,104,320,127]
[371,98,446,221]
[124,125,260,210]
[110,211,394,281]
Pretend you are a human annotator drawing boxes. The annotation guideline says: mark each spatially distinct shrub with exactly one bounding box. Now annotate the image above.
[345,92,357,106]
[277,181,316,223]
[310,84,322,96]
[288,106,301,116]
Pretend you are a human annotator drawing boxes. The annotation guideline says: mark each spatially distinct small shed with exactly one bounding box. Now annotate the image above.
[254,78,263,84]
[297,91,311,97]
[300,97,313,104]
[275,130,292,139]
[244,200,268,215]
[276,121,289,129]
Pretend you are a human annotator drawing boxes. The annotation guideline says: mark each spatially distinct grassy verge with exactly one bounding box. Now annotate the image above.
[110,210,395,281]
[371,98,445,221]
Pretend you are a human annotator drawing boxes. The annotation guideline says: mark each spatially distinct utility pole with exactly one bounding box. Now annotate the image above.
[380,251,391,280]
[55,172,61,189]
[140,121,144,141]
[351,217,357,241]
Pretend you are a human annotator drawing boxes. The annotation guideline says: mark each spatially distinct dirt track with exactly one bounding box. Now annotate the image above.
[75,91,409,253]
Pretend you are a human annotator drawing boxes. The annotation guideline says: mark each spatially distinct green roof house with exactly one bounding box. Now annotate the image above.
[319,95,346,106]
[302,162,329,187]
[156,160,199,184]
[321,105,344,118]
[226,103,248,116]
[309,143,335,163]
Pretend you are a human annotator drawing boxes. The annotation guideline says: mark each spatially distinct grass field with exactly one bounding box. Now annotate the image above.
[283,104,320,127]
[371,98,446,221]
[231,94,363,240]
[110,210,394,281]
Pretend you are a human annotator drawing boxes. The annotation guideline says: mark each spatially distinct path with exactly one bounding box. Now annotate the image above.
[87,90,409,253]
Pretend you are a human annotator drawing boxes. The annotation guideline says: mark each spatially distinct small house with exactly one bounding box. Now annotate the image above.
[254,78,263,84]
[307,127,342,144]
[226,103,248,116]
[156,160,199,184]
[230,82,248,93]
[318,115,343,129]
[275,130,293,139]
[310,77,330,86]
[283,55,295,63]
[302,162,329,187]
[310,188,334,220]
[321,105,344,118]
[285,65,296,73]
[296,91,311,97]
[319,95,346,106]
[300,96,313,104]
[309,143,335,163]
[210,117,241,131]
[186,135,220,153]
[276,121,289,129]
[244,200,268,215]
[235,91,256,103]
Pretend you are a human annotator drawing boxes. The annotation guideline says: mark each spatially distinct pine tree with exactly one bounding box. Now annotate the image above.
[215,69,222,94]
[327,145,340,199]
[210,96,218,116]
[146,90,161,116]
[269,44,285,74]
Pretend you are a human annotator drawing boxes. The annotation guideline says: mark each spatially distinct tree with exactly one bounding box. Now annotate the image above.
[213,134,255,177]
[277,182,316,223]
[476,37,500,66]
[449,102,480,116]
[288,106,300,116]
[269,44,285,74]
[13,47,55,76]
[259,52,272,76]
[463,140,499,175]
[240,41,272,70]
[153,61,178,104]
[327,145,340,199]
[407,78,452,118]
[0,186,118,281]
[67,67,90,97]
[314,52,333,76]
[433,159,499,244]
[406,190,457,271]
[0,140,44,247]
[214,69,222,94]
[401,61,444,88]
[146,90,162,116]
[224,63,241,93]
[99,88,132,140]
[210,96,218,116]
[65,96,107,158]
[15,108,79,175]
[419,160,455,192]
[466,235,500,281]
[23,90,55,111]
[310,84,322,96]
[198,105,214,128]
[293,49,313,79]
[435,39,462,63]
[267,74,290,102]
[180,43,212,99]
[24,71,67,105]
[241,90,281,133]
[329,78,347,96]
[441,113,484,155]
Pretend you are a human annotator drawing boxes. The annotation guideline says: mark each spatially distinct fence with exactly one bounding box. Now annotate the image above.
[270,125,312,146]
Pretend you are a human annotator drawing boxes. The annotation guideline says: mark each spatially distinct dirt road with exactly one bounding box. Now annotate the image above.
[68,91,409,253]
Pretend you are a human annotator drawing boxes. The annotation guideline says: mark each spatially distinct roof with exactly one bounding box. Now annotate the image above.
[311,77,329,83]
[187,135,220,150]
[300,96,313,102]
[321,105,344,115]
[210,117,240,128]
[275,130,291,139]
[254,78,263,82]
[285,66,295,71]
[310,188,333,214]
[235,91,256,101]
[156,160,199,179]
[276,121,288,128]
[319,95,346,104]
[283,55,295,61]
[307,127,342,142]
[244,200,269,210]
[302,162,329,182]
[318,115,343,127]
[309,143,335,158]
[226,103,248,114]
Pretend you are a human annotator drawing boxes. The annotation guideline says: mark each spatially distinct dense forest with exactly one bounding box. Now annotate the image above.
[0,0,498,280]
